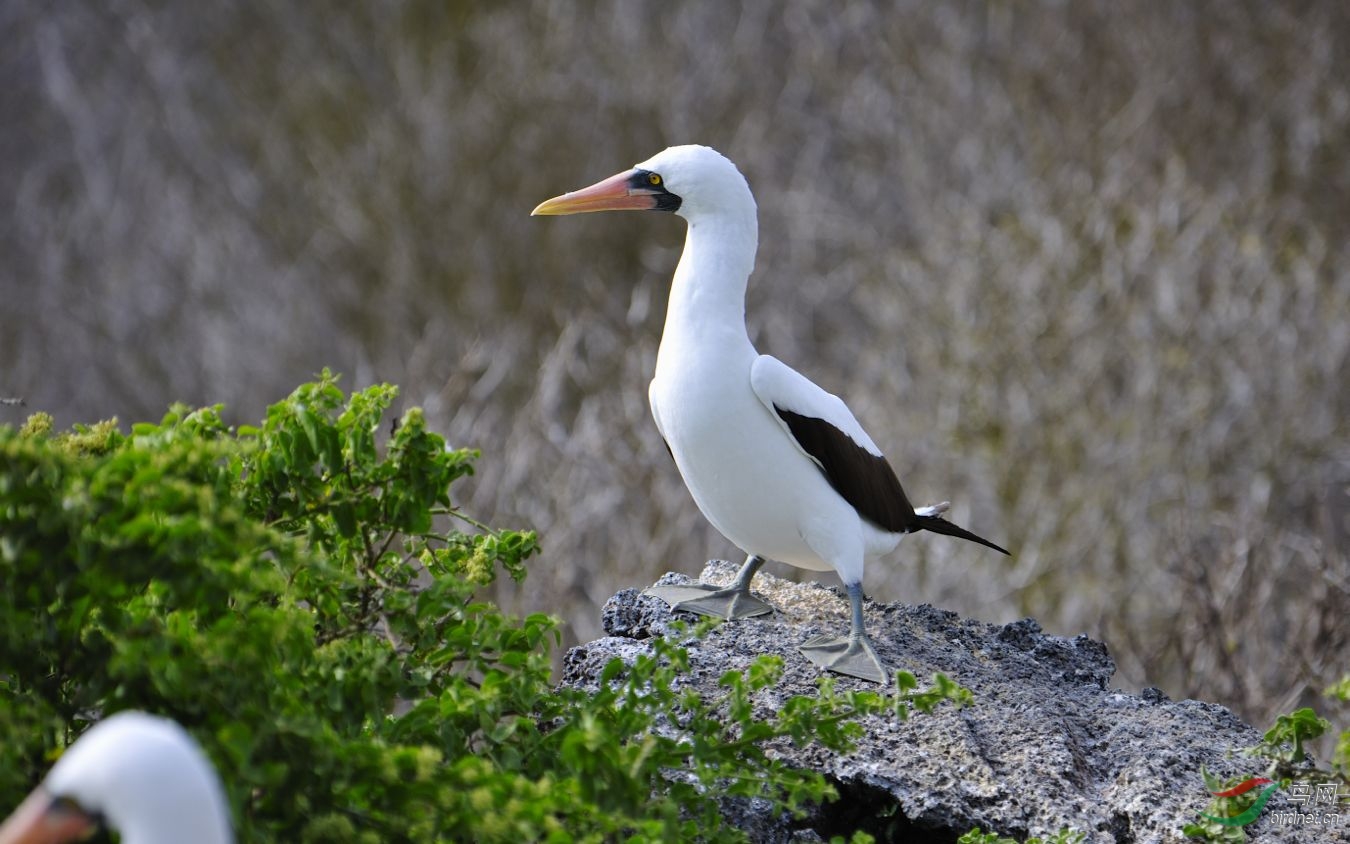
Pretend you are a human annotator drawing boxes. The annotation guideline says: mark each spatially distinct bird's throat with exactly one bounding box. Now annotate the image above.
[661,215,757,347]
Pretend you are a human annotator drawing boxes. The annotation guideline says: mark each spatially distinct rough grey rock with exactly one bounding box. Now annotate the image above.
[562,560,1339,843]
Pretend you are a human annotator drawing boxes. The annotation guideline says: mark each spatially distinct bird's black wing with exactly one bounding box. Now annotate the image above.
[773,405,918,533]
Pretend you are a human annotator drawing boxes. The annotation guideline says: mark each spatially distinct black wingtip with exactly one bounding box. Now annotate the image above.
[913,514,1010,555]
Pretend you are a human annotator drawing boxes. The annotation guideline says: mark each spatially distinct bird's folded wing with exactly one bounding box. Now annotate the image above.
[749,355,883,457]
[750,356,916,532]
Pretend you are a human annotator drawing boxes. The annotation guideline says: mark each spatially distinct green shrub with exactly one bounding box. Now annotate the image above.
[1,372,966,842]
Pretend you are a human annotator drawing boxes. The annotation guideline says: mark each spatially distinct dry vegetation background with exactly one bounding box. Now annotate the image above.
[2,2,1347,739]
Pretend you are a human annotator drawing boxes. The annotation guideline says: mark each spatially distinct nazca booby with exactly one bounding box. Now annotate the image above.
[533,145,1008,684]
[0,711,233,844]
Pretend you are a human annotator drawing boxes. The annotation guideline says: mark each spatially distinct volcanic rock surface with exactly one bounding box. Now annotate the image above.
[561,560,1329,843]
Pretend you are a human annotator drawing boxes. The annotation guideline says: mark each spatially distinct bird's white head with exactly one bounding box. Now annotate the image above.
[532,144,756,223]
[633,145,756,220]
[0,712,233,844]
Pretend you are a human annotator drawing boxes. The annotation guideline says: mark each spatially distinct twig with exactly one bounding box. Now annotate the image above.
[0,397,24,407]
[431,505,494,533]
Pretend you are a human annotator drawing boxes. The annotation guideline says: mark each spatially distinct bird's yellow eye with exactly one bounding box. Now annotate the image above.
[648,173,662,186]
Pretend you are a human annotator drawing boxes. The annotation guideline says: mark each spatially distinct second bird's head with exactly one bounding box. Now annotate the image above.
[532,145,754,221]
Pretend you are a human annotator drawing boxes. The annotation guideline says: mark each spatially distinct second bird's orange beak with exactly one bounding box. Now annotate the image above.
[531,169,661,215]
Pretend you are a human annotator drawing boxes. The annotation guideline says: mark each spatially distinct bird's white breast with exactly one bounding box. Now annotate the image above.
[651,333,859,573]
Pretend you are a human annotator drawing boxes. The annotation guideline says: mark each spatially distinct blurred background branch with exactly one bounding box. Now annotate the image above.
[1,0,1346,741]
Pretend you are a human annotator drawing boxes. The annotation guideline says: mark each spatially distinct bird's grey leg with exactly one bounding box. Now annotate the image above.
[728,554,766,593]
[643,554,775,619]
[798,582,890,685]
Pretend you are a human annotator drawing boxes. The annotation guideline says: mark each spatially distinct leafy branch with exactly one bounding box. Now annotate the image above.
[1,372,977,842]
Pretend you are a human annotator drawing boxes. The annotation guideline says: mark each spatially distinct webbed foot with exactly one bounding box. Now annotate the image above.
[643,583,775,619]
[798,633,890,685]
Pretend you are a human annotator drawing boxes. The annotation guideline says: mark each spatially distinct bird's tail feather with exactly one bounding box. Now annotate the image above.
[914,514,1010,555]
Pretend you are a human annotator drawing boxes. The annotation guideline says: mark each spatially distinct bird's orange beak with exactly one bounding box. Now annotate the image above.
[531,169,660,215]
[0,789,94,844]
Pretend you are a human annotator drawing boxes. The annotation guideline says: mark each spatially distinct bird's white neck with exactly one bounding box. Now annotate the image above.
[659,210,759,359]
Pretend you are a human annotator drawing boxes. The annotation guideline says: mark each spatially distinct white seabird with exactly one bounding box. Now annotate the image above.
[0,711,233,844]
[533,145,1008,684]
